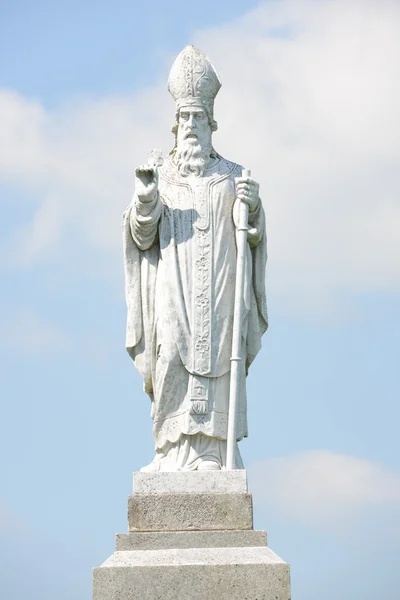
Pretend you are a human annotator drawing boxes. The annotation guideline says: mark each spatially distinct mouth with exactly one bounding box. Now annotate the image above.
[185,133,198,139]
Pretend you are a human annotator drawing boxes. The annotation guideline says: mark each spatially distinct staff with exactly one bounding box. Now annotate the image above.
[226,168,251,470]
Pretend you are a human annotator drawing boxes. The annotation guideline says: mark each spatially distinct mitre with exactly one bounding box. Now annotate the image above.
[168,45,221,121]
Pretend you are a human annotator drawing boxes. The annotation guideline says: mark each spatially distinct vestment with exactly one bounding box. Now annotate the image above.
[123,156,267,469]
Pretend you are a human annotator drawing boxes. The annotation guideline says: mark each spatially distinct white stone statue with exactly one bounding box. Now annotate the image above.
[123,45,268,471]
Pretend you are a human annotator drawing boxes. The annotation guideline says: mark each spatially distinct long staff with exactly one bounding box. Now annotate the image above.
[226,169,251,470]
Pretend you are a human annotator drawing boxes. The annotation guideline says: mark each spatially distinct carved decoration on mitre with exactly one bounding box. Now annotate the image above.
[168,45,221,122]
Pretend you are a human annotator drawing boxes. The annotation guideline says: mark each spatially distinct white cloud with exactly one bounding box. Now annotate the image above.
[195,0,400,311]
[0,309,69,354]
[0,87,172,268]
[0,0,399,314]
[248,450,400,534]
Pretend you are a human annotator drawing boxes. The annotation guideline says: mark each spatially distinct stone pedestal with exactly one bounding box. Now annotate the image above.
[93,471,291,600]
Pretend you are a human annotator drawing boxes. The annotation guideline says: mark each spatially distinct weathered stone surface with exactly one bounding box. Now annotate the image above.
[93,547,290,600]
[124,46,268,473]
[116,529,266,551]
[93,44,290,600]
[128,492,253,531]
[133,469,247,494]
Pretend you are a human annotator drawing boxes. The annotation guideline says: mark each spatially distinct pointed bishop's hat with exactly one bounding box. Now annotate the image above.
[168,45,221,122]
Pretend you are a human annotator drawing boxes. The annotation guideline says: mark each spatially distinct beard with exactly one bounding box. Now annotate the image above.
[175,139,213,177]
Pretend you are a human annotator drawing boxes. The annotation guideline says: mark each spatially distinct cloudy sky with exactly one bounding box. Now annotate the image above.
[1,0,399,598]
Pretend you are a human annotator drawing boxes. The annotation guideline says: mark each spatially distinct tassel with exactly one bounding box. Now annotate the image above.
[190,400,208,415]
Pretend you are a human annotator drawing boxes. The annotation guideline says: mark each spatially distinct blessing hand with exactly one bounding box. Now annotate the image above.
[235,176,260,212]
[135,163,159,203]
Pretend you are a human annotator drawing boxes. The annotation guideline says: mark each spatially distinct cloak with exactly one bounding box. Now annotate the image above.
[122,157,268,401]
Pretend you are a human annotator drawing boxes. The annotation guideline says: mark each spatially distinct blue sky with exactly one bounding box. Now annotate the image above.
[1,0,400,598]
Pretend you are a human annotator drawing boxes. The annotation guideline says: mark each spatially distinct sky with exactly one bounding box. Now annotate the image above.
[1,0,399,598]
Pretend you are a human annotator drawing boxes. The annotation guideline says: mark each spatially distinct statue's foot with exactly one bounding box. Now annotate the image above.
[197,460,221,471]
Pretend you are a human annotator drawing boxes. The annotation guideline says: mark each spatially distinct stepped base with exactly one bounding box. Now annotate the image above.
[116,529,267,550]
[93,547,290,600]
[128,491,253,531]
[93,471,291,600]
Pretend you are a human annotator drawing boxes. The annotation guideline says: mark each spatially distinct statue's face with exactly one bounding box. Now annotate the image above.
[177,106,211,149]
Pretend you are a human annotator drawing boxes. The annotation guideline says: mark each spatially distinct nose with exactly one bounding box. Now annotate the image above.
[187,114,197,128]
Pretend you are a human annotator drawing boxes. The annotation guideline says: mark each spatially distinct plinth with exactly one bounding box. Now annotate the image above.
[93,471,291,599]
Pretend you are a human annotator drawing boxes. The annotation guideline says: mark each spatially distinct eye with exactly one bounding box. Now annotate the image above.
[196,113,206,120]
[180,113,189,121]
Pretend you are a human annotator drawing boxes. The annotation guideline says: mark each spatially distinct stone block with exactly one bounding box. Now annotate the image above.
[116,529,267,550]
[92,547,291,600]
[128,492,253,531]
[133,470,247,494]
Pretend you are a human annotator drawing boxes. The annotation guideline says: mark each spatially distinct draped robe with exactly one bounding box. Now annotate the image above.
[123,156,268,469]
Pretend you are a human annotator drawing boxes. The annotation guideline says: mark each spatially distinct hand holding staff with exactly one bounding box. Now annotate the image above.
[226,168,252,470]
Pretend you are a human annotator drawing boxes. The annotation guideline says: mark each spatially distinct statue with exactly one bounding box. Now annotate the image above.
[123,45,268,471]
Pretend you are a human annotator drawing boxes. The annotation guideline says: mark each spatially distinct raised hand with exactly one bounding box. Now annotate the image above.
[235,176,260,213]
[135,163,159,203]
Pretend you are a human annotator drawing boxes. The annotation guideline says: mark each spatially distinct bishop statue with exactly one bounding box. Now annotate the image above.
[123,45,268,471]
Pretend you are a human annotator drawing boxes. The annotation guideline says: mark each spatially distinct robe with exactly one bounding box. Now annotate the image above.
[123,155,268,469]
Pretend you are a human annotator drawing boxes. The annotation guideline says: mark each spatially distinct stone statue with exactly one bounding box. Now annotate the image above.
[123,45,268,471]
